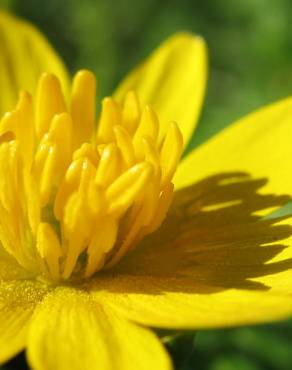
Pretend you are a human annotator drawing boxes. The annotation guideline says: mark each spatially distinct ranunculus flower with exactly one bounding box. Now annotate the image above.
[0,10,292,370]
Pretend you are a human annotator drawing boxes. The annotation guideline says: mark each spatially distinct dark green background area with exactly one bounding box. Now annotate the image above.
[1,0,292,369]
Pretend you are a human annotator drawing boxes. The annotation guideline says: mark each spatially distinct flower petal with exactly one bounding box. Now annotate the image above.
[251,217,292,296]
[27,287,171,370]
[90,180,292,329]
[114,32,207,148]
[92,276,292,329]
[174,97,292,194]
[0,279,48,363]
[0,11,69,115]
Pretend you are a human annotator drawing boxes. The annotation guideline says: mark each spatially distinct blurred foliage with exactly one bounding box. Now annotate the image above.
[193,320,292,370]
[1,0,292,369]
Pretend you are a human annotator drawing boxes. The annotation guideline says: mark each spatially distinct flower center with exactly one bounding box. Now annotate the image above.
[0,70,183,281]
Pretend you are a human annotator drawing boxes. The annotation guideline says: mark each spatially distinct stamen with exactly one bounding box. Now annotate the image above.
[114,125,135,167]
[142,136,160,174]
[36,223,62,281]
[106,162,153,216]
[133,105,159,159]
[85,217,118,278]
[35,74,66,139]
[122,91,140,135]
[33,113,73,206]
[97,97,121,143]
[0,70,183,281]
[95,144,121,188]
[160,121,183,187]
[71,70,96,147]
[0,91,34,165]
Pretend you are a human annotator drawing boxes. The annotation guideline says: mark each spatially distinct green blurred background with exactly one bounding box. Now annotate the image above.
[1,0,292,369]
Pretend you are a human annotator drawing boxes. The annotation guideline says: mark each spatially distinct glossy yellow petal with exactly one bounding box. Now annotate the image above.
[90,182,292,329]
[27,287,171,370]
[0,11,69,115]
[114,32,207,148]
[252,217,292,295]
[175,97,292,195]
[93,276,292,329]
[0,279,48,363]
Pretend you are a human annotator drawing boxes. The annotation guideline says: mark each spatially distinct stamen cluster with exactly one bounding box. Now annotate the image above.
[0,70,183,281]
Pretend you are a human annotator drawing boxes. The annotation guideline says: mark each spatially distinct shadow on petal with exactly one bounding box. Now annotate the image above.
[99,172,292,294]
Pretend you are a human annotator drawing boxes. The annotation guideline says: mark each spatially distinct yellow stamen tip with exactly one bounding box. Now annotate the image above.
[36,73,67,139]
[71,69,96,147]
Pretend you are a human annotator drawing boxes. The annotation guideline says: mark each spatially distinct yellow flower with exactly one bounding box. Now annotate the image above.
[1,10,292,370]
